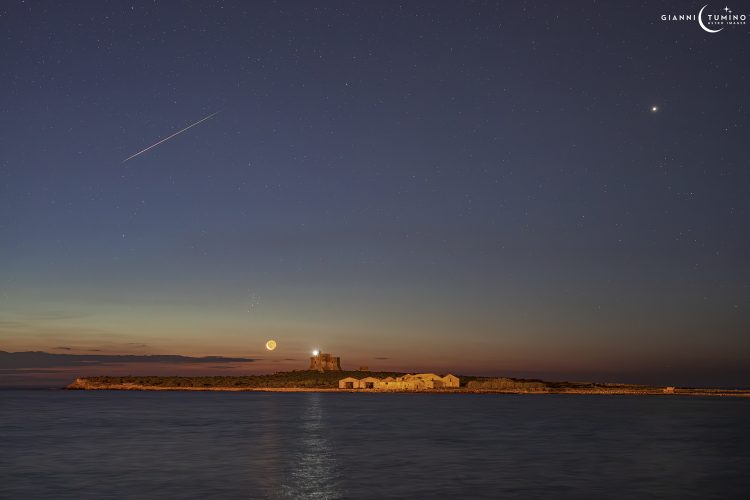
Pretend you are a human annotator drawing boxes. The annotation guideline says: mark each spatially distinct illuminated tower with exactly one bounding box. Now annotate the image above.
[309,351,342,371]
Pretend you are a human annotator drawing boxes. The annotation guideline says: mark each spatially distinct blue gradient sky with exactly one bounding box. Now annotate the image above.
[1,1,749,385]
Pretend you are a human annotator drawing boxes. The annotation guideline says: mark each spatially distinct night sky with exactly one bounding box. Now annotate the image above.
[2,1,748,386]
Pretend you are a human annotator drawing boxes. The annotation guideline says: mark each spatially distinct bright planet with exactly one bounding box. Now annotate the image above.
[265,340,277,351]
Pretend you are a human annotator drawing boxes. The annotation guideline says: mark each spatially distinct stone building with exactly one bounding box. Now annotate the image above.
[339,377,359,389]
[399,373,461,389]
[359,376,380,389]
[337,373,460,391]
[309,352,342,371]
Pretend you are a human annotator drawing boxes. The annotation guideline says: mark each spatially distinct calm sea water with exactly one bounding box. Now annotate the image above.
[1,390,749,499]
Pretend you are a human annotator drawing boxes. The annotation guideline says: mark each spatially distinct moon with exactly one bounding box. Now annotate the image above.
[698,5,723,33]
[265,340,277,351]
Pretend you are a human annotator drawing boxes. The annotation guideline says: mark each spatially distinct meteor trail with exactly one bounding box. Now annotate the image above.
[122,111,220,163]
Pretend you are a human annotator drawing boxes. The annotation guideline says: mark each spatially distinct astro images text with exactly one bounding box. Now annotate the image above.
[660,4,748,34]
[661,12,747,23]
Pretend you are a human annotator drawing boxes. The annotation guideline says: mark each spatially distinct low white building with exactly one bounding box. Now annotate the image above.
[338,373,460,391]
[338,377,359,389]
[441,374,460,388]
[359,376,380,389]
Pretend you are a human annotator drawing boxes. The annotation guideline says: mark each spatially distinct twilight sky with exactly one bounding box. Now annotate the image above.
[1,1,749,386]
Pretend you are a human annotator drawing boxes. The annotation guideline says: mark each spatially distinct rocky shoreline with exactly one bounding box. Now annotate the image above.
[66,378,750,397]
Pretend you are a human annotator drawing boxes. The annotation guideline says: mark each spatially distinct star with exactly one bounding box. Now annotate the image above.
[651,105,659,113]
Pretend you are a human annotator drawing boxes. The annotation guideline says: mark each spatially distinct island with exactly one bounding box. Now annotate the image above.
[66,372,750,397]
[66,352,750,396]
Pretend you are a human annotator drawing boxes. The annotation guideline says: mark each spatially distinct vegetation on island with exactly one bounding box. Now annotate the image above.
[67,372,750,396]
[75,370,409,389]
[71,371,653,392]
[465,377,656,392]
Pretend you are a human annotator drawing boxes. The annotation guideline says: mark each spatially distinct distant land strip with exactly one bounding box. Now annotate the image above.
[67,372,750,397]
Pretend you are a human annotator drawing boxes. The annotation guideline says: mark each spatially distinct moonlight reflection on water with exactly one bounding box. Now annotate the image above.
[1,391,749,499]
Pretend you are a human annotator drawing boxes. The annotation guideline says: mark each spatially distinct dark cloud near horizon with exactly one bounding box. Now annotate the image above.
[374,357,389,360]
[54,347,72,351]
[0,351,256,370]
[0,368,66,375]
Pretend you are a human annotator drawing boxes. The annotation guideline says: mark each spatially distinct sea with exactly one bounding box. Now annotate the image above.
[1,390,749,499]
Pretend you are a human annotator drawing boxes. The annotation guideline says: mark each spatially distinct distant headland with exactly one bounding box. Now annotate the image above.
[66,351,750,397]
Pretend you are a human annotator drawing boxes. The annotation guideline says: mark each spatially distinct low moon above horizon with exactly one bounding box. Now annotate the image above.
[265,340,277,351]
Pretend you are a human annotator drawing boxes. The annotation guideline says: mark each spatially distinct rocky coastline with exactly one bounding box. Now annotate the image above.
[66,376,750,397]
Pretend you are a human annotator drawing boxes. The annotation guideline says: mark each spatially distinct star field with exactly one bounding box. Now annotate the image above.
[1,1,749,385]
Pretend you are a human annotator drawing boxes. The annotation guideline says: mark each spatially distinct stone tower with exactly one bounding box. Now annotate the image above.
[309,352,342,371]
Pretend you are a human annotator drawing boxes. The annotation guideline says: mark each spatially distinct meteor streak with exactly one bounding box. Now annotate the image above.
[122,111,220,163]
